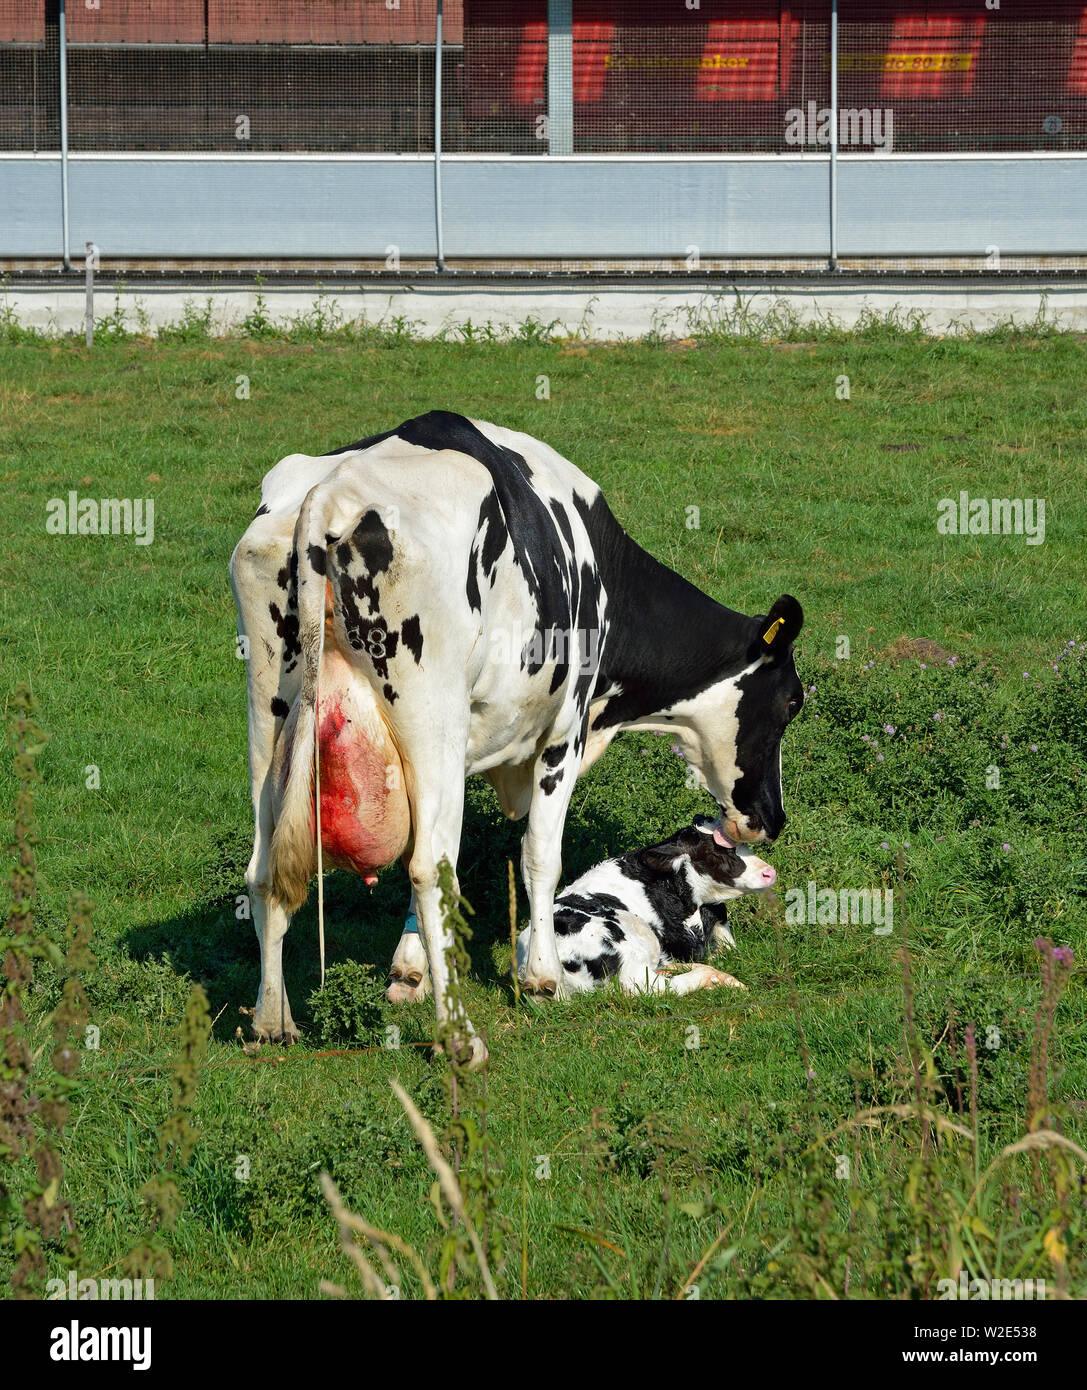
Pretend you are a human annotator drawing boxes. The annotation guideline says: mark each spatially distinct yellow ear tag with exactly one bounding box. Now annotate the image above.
[762,616,785,646]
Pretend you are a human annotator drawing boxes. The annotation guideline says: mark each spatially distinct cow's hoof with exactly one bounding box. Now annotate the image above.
[705,969,746,990]
[523,974,563,999]
[252,1018,300,1044]
[387,967,430,1004]
[434,1034,489,1070]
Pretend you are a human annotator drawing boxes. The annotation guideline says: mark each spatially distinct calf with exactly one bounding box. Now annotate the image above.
[516,815,776,995]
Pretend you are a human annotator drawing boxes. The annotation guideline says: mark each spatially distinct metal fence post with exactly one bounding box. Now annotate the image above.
[84,242,95,347]
[829,0,839,271]
[59,0,71,270]
[433,0,445,271]
[547,0,573,156]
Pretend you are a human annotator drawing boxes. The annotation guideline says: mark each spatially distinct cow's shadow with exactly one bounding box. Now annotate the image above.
[123,778,632,1041]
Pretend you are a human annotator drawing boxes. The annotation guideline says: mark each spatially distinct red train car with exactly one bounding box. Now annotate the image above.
[463,0,1087,152]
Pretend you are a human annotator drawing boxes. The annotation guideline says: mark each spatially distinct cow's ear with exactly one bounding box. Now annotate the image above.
[756,594,803,654]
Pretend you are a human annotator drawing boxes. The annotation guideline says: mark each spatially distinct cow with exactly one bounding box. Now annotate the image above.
[518,814,776,997]
[230,410,804,1068]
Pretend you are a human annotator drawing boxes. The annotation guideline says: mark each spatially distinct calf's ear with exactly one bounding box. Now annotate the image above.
[638,843,686,874]
[754,594,804,655]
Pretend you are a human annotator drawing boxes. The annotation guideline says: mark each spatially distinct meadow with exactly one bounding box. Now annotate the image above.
[1,302,1085,1299]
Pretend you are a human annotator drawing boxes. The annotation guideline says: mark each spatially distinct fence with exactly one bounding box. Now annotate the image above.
[2,1,1087,268]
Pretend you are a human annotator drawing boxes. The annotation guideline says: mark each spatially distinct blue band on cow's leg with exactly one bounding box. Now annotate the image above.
[403,912,419,934]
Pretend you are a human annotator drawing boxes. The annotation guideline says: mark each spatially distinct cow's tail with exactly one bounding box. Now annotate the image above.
[268,491,332,927]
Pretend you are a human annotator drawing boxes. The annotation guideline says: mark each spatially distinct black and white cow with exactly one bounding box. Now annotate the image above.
[230,411,803,1066]
[518,815,776,996]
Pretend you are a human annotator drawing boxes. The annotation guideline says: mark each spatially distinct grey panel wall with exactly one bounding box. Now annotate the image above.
[2,155,1086,260]
[837,158,1087,256]
[2,158,62,252]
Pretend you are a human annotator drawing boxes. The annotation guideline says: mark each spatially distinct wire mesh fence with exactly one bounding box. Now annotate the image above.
[2,2,1087,268]
[3,1,1086,156]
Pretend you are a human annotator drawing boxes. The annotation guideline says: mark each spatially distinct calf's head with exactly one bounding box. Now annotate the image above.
[640,815,776,902]
[668,595,804,844]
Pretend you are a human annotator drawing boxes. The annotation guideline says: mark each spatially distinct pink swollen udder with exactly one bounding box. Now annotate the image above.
[310,699,406,878]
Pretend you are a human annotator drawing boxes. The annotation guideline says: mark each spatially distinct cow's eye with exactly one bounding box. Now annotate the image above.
[786,698,801,718]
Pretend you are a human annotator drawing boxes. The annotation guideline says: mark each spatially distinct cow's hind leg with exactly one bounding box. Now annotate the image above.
[387,886,431,1004]
[251,887,298,1040]
[244,710,299,1041]
[395,728,486,1066]
[231,518,303,1042]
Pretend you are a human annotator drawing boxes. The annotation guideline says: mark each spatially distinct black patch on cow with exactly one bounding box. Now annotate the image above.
[568,557,602,705]
[276,566,289,590]
[394,412,574,660]
[609,849,696,947]
[270,696,289,718]
[325,427,398,456]
[700,902,730,941]
[351,509,394,576]
[727,661,804,839]
[341,614,398,678]
[466,490,511,616]
[268,602,301,671]
[551,499,575,553]
[555,891,626,920]
[306,544,327,576]
[400,614,424,664]
[383,682,398,704]
[554,909,585,938]
[254,503,269,518]
[584,948,619,982]
[541,742,567,767]
[570,491,762,729]
[539,769,564,794]
[478,490,507,576]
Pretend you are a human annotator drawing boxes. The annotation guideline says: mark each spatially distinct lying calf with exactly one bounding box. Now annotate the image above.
[517,815,776,996]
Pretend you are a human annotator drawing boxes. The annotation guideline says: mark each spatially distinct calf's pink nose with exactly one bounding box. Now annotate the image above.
[761,867,776,885]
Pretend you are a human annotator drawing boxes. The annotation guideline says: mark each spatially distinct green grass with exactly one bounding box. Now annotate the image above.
[1,326,1085,1299]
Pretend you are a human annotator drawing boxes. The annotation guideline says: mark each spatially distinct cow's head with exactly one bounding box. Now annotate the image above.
[666,595,804,844]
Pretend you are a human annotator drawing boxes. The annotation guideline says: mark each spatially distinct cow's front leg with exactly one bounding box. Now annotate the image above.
[520,736,582,998]
[387,889,432,1004]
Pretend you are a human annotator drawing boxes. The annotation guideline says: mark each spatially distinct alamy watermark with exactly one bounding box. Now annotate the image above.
[46,491,155,546]
[936,1273,1045,1301]
[785,101,894,151]
[784,880,893,934]
[936,492,1045,545]
[488,623,600,674]
[46,1273,155,1300]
